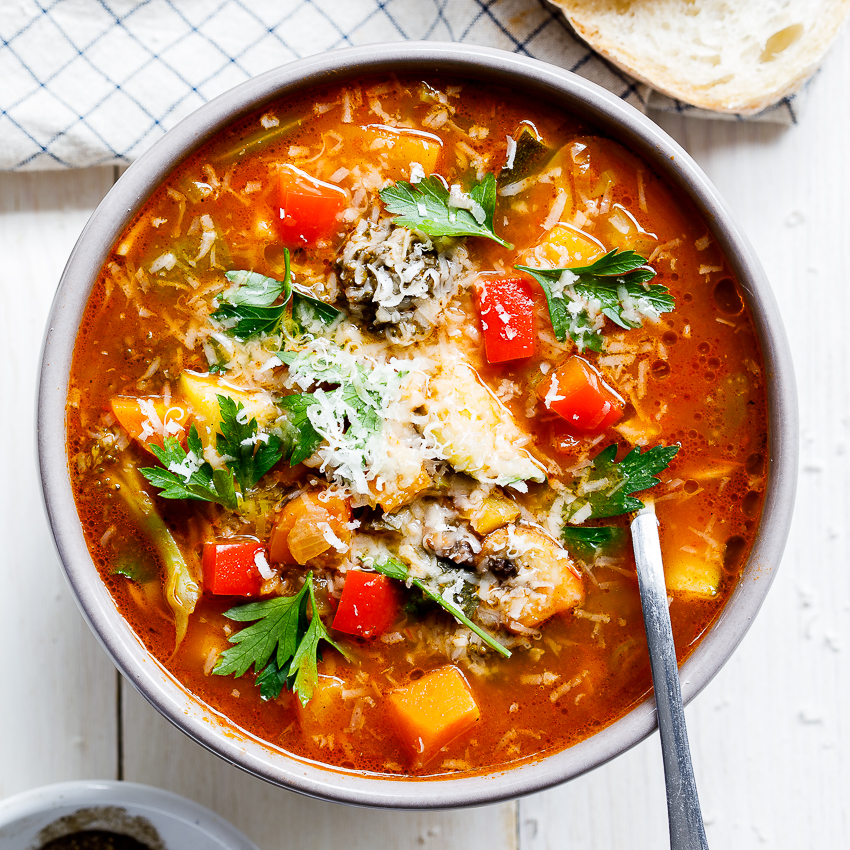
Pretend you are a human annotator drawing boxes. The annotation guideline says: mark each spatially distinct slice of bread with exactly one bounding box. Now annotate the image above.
[550,0,850,114]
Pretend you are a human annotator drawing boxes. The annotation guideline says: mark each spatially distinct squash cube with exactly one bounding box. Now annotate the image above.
[178,371,278,445]
[520,223,605,269]
[297,674,346,738]
[388,666,480,767]
[660,521,722,598]
[468,493,521,535]
[360,125,442,181]
[664,552,721,598]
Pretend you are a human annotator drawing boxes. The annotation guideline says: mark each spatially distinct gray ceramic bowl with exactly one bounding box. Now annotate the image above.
[37,42,798,809]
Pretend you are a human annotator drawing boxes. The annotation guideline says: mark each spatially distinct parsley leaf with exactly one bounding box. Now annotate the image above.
[212,252,342,340]
[290,285,342,333]
[277,382,382,471]
[255,656,296,702]
[372,556,511,658]
[213,573,347,705]
[379,174,512,248]
[516,249,674,351]
[571,250,654,277]
[288,581,347,703]
[564,444,679,523]
[276,394,324,466]
[211,253,292,339]
[215,395,284,491]
[561,526,626,561]
[140,426,237,510]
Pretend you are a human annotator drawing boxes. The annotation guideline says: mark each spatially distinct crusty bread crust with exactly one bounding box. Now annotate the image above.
[550,0,850,114]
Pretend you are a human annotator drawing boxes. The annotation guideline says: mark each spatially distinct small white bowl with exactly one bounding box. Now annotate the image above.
[0,781,259,850]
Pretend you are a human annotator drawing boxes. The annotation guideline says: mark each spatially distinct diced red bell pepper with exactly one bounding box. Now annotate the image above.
[474,276,536,363]
[537,355,625,434]
[332,571,400,638]
[202,540,267,597]
[276,165,346,247]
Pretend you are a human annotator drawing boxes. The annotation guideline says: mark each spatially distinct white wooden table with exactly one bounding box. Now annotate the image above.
[2,32,848,849]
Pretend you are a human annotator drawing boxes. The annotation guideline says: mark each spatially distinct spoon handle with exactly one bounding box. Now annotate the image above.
[631,508,710,850]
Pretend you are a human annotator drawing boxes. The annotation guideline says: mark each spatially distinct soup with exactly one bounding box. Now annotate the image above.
[67,75,767,777]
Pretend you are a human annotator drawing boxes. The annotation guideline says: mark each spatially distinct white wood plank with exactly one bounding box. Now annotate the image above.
[0,167,119,794]
[121,685,518,850]
[521,25,850,850]
[4,28,850,850]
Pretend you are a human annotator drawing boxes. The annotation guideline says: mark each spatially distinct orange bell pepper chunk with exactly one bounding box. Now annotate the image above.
[387,666,481,767]
[269,491,352,566]
[110,396,188,454]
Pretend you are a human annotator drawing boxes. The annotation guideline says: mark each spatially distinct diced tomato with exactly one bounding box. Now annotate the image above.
[537,355,625,434]
[276,165,346,246]
[202,540,267,597]
[332,571,400,638]
[474,276,536,363]
[110,396,188,454]
[269,491,352,566]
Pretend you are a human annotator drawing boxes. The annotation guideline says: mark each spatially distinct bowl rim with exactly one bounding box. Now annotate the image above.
[37,40,798,809]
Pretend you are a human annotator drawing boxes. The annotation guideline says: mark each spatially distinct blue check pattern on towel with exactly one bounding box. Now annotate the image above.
[0,0,803,171]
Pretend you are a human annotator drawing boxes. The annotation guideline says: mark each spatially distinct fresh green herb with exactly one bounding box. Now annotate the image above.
[379,174,512,248]
[276,394,324,466]
[372,556,511,658]
[290,285,343,333]
[215,395,284,491]
[516,249,674,351]
[499,126,554,186]
[213,573,347,705]
[561,526,626,561]
[212,254,342,340]
[211,257,292,339]
[208,363,228,375]
[564,444,679,523]
[140,426,238,510]
[277,381,383,470]
[139,397,285,505]
[571,249,656,278]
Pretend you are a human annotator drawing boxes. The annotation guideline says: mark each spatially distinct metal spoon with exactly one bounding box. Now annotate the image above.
[630,503,710,850]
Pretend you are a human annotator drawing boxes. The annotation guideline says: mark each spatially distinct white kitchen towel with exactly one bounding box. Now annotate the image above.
[0,0,804,171]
